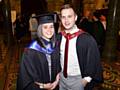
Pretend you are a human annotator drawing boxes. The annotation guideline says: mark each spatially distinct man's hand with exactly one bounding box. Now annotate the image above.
[81,79,88,87]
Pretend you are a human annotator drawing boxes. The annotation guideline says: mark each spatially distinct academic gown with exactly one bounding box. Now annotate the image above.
[57,32,103,90]
[16,41,61,90]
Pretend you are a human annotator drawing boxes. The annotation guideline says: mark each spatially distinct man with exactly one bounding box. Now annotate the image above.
[78,10,93,35]
[57,4,103,90]
[92,11,106,55]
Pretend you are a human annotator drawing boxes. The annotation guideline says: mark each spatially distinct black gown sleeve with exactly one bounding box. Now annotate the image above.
[77,33,103,82]
[77,33,103,90]
[16,49,41,90]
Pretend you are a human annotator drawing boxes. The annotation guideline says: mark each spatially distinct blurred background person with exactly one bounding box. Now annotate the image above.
[78,10,93,35]
[29,13,38,40]
[99,13,107,31]
[92,11,106,55]
[13,14,27,43]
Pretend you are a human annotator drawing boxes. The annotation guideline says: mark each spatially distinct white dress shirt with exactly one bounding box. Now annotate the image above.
[60,25,92,82]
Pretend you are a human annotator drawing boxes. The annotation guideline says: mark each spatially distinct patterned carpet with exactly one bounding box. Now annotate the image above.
[3,45,22,90]
[1,35,120,90]
[1,34,31,90]
[102,61,120,90]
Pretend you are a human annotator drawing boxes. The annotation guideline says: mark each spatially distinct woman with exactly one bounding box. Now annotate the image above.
[16,13,61,90]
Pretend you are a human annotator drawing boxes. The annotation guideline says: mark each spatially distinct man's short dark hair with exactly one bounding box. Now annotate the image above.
[60,4,76,14]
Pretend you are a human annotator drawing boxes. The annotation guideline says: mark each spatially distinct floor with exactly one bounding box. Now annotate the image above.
[0,30,31,90]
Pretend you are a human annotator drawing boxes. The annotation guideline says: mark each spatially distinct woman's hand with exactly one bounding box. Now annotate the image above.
[50,80,58,90]
[44,83,53,89]
[50,73,60,90]
[35,73,60,90]
[35,82,53,90]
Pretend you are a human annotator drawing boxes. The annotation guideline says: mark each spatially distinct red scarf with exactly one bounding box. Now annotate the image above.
[61,29,84,78]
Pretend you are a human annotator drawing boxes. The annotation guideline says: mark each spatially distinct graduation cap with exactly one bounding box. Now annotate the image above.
[32,12,57,25]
